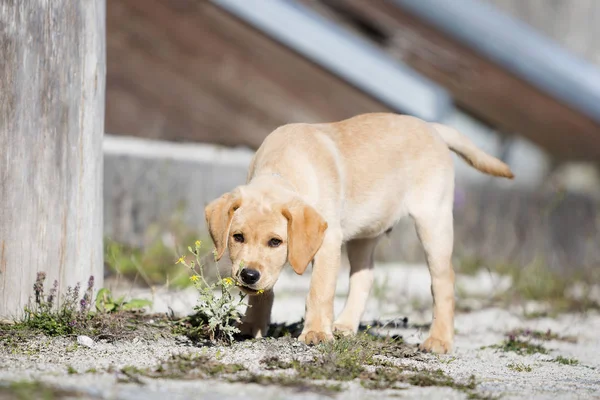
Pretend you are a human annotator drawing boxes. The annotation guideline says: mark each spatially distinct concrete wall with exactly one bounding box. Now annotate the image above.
[104,135,252,247]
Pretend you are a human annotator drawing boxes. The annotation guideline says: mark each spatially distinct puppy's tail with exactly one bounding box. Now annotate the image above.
[431,123,514,179]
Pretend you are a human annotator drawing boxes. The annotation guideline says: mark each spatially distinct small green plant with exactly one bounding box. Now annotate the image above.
[553,356,579,365]
[19,272,153,337]
[175,241,248,343]
[487,333,548,355]
[258,334,486,397]
[507,363,532,372]
[65,343,78,352]
[260,356,293,370]
[132,329,493,398]
[231,373,344,395]
[506,328,577,343]
[293,340,374,381]
[130,353,245,380]
[94,288,152,313]
[283,332,415,382]
[0,381,85,400]
[21,273,95,336]
[433,354,457,364]
[105,237,207,289]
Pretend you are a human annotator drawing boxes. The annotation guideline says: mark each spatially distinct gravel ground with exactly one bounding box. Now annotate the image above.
[1,263,599,399]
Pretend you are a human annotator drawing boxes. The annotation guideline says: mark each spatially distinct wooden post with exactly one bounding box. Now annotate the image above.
[0,1,106,318]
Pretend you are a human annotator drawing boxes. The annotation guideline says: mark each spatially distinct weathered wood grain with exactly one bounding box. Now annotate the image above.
[0,0,105,318]
[310,0,600,161]
[105,0,391,149]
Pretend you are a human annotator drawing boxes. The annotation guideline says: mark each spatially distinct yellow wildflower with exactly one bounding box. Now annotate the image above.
[176,256,185,265]
[257,289,265,294]
[222,277,234,286]
[189,275,200,283]
[195,240,202,247]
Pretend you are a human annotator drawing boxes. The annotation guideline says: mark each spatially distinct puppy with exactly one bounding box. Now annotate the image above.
[205,113,513,353]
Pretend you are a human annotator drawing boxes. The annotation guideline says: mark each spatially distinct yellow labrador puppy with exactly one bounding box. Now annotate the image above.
[205,113,513,353]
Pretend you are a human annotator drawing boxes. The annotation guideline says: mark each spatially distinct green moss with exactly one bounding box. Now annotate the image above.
[507,363,533,372]
[360,367,490,399]
[294,337,374,380]
[553,356,579,365]
[2,310,175,356]
[260,356,293,370]
[506,328,577,343]
[0,381,87,400]
[410,369,476,390]
[129,353,245,380]
[138,327,494,397]
[487,336,548,355]
[10,272,154,341]
[170,314,210,343]
[485,328,580,357]
[287,332,415,382]
[231,373,343,395]
[251,333,490,398]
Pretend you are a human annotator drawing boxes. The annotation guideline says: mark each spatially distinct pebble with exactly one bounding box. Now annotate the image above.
[77,335,95,348]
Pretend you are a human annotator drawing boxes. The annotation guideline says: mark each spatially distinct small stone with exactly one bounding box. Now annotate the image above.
[77,335,95,348]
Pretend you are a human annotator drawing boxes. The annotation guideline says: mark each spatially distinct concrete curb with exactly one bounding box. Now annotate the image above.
[104,135,253,246]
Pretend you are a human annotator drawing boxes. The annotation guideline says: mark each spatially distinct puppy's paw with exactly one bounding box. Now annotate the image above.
[332,322,356,337]
[419,337,452,354]
[299,330,334,345]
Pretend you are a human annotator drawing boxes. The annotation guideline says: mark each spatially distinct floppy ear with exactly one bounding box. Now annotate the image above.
[205,193,241,260]
[282,201,328,275]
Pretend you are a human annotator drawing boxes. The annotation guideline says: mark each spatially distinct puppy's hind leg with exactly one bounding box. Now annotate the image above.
[412,203,456,354]
[333,236,380,335]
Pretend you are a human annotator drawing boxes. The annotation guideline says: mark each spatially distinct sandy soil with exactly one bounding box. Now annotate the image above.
[1,264,599,399]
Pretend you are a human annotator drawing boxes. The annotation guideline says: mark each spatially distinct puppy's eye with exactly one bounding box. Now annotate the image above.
[233,233,244,243]
[268,238,282,248]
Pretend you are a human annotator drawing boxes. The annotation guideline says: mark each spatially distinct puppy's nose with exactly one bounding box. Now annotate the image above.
[240,268,260,285]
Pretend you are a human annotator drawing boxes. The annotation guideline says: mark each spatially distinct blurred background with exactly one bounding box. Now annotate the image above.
[102,0,600,314]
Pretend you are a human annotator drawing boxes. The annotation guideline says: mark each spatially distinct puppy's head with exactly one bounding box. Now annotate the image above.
[204,188,328,295]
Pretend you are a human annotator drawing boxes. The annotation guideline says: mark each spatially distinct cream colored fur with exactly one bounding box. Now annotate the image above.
[205,113,514,353]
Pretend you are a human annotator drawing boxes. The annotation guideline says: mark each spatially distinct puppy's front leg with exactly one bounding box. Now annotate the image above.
[299,230,342,345]
[239,290,274,338]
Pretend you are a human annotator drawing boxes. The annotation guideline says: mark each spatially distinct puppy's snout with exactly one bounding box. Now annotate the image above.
[240,268,260,285]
